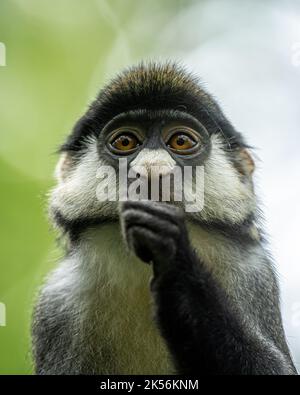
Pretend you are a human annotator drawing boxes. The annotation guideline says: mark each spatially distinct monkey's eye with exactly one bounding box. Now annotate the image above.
[109,133,140,154]
[167,132,198,153]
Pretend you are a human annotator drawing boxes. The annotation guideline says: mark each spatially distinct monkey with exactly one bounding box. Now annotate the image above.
[32,62,297,375]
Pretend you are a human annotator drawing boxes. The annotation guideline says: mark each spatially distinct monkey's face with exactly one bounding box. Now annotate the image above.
[99,109,210,204]
[51,111,256,230]
[51,64,257,233]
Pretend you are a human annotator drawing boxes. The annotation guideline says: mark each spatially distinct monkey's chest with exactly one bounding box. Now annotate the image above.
[82,228,174,374]
[93,284,173,375]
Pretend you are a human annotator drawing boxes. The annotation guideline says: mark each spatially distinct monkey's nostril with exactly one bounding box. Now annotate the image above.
[136,173,141,179]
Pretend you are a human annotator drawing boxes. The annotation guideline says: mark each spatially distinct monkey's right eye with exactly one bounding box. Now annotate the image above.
[108,133,141,154]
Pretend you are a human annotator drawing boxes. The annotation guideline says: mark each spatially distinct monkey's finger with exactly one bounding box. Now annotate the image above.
[121,209,180,240]
[121,200,185,226]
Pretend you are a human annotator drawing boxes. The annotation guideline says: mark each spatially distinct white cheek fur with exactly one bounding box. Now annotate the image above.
[189,134,256,224]
[50,137,119,221]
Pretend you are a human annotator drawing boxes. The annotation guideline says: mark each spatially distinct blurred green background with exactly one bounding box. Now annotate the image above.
[0,0,189,374]
[1,0,300,374]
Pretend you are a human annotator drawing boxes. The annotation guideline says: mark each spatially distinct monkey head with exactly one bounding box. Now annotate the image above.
[50,63,257,238]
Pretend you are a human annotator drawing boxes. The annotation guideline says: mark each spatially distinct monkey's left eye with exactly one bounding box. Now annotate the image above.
[109,133,141,154]
[167,132,198,153]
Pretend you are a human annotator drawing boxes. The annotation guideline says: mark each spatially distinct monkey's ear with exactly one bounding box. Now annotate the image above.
[54,152,75,182]
[235,148,255,177]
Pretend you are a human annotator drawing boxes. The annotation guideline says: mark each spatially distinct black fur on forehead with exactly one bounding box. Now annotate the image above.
[61,62,246,152]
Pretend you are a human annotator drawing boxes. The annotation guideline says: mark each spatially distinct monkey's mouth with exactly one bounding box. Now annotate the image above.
[127,174,181,204]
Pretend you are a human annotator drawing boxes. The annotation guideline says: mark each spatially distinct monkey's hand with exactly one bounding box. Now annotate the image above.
[120,201,191,276]
[120,200,296,375]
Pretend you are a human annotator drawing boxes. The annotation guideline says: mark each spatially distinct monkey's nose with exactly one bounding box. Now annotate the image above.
[131,162,175,180]
[130,148,176,179]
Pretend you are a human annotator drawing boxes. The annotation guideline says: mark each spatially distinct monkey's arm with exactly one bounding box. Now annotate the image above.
[121,201,297,375]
